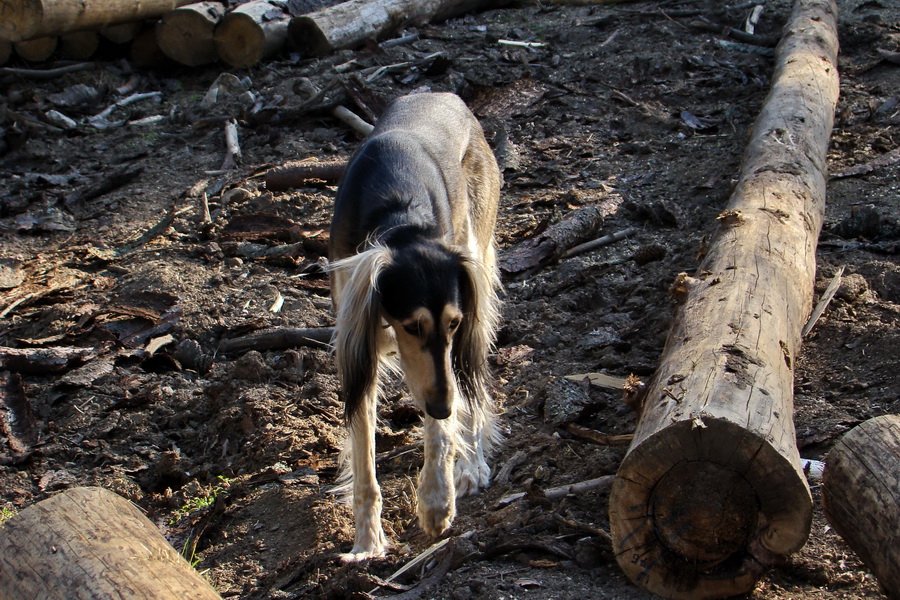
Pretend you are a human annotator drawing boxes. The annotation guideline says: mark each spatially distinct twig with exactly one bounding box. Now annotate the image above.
[88,92,162,127]
[562,227,636,259]
[689,18,779,47]
[331,105,374,137]
[553,514,612,542]
[218,327,333,353]
[802,266,844,337]
[65,165,143,206]
[379,32,419,48]
[498,39,546,49]
[199,192,212,226]
[264,159,347,191]
[565,424,633,447]
[832,147,900,179]
[564,372,627,389]
[376,440,423,464]
[123,205,192,250]
[494,450,528,485]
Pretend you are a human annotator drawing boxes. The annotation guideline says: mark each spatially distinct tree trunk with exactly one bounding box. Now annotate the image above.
[213,1,288,68]
[13,36,57,61]
[0,486,223,600]
[0,0,193,43]
[288,0,505,56]
[59,30,99,59]
[822,415,900,600]
[156,1,225,66]
[607,2,840,599]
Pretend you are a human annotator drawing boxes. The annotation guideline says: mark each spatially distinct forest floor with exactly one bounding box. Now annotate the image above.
[1,0,899,598]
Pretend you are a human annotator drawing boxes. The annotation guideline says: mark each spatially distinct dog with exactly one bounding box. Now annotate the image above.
[327,92,502,561]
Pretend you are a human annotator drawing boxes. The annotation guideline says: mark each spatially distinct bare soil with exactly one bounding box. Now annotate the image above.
[2,1,899,599]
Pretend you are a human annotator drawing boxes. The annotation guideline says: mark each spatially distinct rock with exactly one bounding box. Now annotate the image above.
[233,350,269,382]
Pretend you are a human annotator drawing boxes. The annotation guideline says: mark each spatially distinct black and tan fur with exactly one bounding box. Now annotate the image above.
[327,92,501,560]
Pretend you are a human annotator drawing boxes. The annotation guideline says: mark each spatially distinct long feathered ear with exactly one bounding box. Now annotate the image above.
[327,246,393,423]
[454,253,501,406]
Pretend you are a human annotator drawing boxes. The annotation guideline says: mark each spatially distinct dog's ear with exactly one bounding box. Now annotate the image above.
[328,246,393,423]
[454,255,500,405]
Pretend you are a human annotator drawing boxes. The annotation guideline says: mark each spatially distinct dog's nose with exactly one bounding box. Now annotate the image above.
[425,401,452,420]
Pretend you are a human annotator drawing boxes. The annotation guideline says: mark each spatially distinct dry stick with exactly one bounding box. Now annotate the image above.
[331,105,374,137]
[801,266,844,337]
[221,119,241,170]
[0,62,98,79]
[562,227,637,259]
[88,92,162,127]
[218,327,333,353]
[608,2,840,597]
[690,17,781,47]
[497,475,615,506]
[565,424,633,447]
[264,159,347,191]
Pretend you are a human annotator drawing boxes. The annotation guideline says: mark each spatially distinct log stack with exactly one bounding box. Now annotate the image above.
[214,1,289,68]
[156,1,225,66]
[607,1,840,598]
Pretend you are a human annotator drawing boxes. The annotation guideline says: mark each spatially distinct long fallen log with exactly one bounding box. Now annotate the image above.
[288,0,506,56]
[607,1,840,598]
[0,487,223,600]
[0,0,193,43]
[822,415,900,600]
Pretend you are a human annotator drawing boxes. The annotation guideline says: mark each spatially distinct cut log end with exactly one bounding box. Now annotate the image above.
[610,418,812,600]
[156,2,224,66]
[214,2,288,68]
[288,16,333,56]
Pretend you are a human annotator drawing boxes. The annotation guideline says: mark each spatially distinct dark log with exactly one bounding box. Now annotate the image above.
[100,20,143,43]
[608,1,840,598]
[265,159,347,191]
[822,414,900,600]
[59,30,99,59]
[0,487,223,600]
[0,40,11,65]
[288,0,506,56]
[218,327,333,353]
[13,36,57,61]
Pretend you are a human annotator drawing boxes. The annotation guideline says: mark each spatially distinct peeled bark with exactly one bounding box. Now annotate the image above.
[0,0,192,43]
[156,1,225,66]
[213,1,288,68]
[607,2,840,598]
[288,0,505,56]
[0,487,223,600]
[822,415,900,600]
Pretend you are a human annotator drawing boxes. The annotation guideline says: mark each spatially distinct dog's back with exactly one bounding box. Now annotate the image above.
[330,93,499,263]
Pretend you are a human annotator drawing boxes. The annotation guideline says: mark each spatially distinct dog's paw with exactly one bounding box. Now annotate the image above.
[417,500,454,537]
[455,458,491,497]
[340,527,388,562]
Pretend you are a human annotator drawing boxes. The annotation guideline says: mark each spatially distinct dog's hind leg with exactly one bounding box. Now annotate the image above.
[341,389,388,562]
[417,414,457,536]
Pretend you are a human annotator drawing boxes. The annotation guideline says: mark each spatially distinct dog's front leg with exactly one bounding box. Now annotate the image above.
[342,394,388,562]
[455,401,493,497]
[417,415,457,536]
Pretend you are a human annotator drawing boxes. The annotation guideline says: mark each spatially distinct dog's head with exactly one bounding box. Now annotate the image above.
[378,242,466,420]
[330,240,492,422]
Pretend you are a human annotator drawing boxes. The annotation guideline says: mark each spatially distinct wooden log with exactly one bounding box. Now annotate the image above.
[607,2,840,598]
[13,36,57,61]
[0,487,223,600]
[59,30,99,59]
[288,0,505,56]
[265,159,347,191]
[100,20,143,43]
[213,0,288,68]
[0,0,193,43]
[822,415,900,600]
[156,1,225,66]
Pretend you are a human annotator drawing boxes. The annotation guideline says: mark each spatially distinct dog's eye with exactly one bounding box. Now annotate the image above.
[448,317,462,331]
[403,324,421,336]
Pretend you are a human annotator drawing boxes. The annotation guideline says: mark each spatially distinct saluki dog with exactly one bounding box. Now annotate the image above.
[328,92,501,561]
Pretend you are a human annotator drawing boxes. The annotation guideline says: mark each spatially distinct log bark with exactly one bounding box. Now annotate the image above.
[13,36,57,61]
[156,1,225,66]
[214,1,288,68]
[0,0,192,43]
[265,159,347,191]
[288,0,505,56]
[130,26,169,67]
[0,486,223,600]
[607,2,840,598]
[59,30,99,59]
[822,415,900,600]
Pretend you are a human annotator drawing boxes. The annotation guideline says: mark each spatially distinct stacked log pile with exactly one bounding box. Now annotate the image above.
[0,0,504,67]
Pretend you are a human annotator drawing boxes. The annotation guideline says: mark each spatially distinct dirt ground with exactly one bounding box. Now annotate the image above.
[2,0,899,598]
